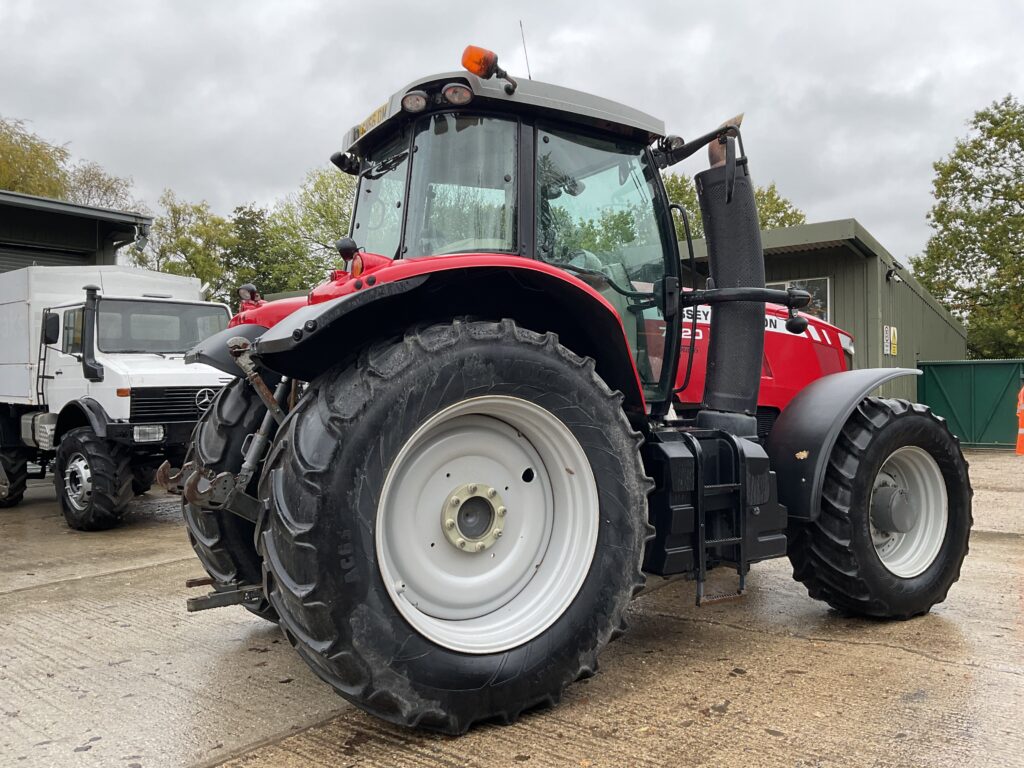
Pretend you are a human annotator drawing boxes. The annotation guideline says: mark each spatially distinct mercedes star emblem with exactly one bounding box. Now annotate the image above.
[195,388,216,412]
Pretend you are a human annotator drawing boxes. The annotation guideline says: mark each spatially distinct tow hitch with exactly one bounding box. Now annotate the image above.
[185,576,266,612]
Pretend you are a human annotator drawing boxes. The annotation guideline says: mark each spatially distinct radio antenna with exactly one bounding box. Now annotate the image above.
[519,20,533,80]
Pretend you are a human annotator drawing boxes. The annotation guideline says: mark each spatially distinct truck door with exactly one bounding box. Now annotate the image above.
[44,305,90,414]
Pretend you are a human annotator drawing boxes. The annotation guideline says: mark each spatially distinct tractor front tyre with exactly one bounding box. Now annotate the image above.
[788,397,972,619]
[259,319,652,734]
[54,427,133,531]
[0,450,29,508]
[182,378,278,622]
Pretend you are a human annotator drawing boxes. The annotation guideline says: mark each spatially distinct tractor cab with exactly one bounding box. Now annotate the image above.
[336,54,680,401]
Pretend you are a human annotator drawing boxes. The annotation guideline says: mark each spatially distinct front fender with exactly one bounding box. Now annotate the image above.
[185,323,269,378]
[56,398,110,441]
[766,368,921,521]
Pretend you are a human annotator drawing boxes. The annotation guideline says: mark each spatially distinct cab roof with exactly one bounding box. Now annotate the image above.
[342,70,665,156]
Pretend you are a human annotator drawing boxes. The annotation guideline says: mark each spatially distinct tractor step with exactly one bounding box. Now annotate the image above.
[185,582,264,612]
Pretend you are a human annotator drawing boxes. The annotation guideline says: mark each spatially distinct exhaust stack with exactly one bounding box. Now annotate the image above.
[693,148,765,437]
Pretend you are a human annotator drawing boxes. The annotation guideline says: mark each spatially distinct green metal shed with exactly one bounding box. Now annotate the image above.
[688,219,968,400]
[917,359,1024,448]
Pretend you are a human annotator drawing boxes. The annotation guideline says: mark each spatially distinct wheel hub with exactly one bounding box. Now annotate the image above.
[441,483,506,552]
[64,453,93,512]
[870,484,918,533]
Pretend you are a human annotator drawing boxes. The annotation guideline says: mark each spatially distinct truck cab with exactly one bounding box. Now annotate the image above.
[0,266,231,530]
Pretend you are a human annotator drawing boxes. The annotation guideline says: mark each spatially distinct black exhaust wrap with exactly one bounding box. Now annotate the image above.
[694,161,764,436]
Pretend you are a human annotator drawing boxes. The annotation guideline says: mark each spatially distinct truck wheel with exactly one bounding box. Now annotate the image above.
[788,398,972,619]
[0,450,29,508]
[131,465,157,496]
[183,378,277,622]
[259,319,651,734]
[54,427,133,531]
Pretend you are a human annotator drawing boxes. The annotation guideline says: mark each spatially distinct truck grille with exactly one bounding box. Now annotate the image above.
[130,386,218,423]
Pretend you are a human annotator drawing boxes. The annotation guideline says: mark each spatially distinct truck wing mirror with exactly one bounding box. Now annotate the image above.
[42,311,59,345]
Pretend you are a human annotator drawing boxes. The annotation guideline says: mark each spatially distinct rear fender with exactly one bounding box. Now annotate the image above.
[185,323,268,378]
[253,263,647,417]
[766,368,920,521]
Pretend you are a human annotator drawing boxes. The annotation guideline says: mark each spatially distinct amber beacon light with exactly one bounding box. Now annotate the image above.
[461,45,518,94]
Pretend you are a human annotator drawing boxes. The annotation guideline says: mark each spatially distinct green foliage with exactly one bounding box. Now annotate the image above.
[0,117,70,198]
[66,160,142,211]
[911,95,1024,359]
[129,190,236,302]
[660,172,806,241]
[273,167,356,264]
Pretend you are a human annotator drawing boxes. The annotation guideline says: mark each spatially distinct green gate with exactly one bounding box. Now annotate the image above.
[918,360,1024,448]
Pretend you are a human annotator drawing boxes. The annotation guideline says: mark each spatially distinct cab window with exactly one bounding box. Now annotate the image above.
[62,307,83,355]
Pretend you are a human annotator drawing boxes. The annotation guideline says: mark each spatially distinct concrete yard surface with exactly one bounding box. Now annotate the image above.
[1,449,1022,767]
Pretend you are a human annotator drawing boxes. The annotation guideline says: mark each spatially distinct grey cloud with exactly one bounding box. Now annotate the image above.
[2,0,1022,261]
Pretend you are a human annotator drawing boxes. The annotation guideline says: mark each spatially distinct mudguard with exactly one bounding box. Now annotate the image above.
[56,398,110,440]
[186,323,268,378]
[766,368,921,521]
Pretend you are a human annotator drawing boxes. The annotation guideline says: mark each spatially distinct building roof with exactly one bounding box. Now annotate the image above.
[687,218,966,338]
[0,189,152,227]
[343,70,665,155]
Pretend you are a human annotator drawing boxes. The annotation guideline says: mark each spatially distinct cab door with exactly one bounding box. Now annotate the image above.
[44,305,90,414]
[533,123,680,408]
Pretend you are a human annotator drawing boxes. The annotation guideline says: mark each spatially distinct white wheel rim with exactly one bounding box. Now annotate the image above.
[869,446,947,578]
[376,395,599,654]
[64,453,93,512]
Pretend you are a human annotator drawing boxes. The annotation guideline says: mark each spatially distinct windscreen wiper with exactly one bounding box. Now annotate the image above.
[363,150,409,180]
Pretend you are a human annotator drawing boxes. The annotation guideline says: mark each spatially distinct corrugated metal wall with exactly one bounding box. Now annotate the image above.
[0,247,85,273]
[875,257,968,399]
[764,244,968,400]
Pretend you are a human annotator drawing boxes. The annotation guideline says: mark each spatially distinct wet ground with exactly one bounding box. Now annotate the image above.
[1,450,1021,768]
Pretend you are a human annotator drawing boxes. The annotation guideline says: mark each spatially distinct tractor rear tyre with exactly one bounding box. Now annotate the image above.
[55,427,133,531]
[259,319,652,733]
[182,378,278,622]
[788,397,972,619]
[0,449,29,508]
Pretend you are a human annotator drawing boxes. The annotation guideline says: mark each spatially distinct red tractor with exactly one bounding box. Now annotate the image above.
[169,46,972,734]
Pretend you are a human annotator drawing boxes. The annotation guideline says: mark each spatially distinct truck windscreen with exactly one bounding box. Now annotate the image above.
[96,299,229,354]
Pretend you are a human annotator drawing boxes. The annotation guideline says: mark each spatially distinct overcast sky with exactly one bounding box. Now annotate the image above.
[3,0,1023,261]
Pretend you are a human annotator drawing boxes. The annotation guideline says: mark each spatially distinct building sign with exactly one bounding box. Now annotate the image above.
[883,324,891,356]
[890,326,898,356]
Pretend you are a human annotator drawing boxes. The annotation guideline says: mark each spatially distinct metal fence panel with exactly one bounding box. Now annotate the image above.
[918,360,1024,448]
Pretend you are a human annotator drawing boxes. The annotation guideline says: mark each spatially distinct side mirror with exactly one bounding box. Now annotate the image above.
[42,312,59,345]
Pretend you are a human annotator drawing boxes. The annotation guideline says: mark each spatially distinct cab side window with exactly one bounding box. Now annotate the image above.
[62,307,84,355]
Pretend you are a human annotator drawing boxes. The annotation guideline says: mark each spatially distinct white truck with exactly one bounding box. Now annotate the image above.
[0,266,232,530]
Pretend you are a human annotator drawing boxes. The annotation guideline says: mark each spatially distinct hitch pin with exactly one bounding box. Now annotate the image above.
[227,337,286,424]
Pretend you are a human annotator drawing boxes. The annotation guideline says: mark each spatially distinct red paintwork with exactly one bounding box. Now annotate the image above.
[666,302,850,413]
[229,253,850,415]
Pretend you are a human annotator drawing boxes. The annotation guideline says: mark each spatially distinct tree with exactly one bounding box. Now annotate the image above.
[661,172,806,241]
[130,190,236,301]
[0,117,69,198]
[273,167,356,264]
[66,160,142,211]
[229,203,311,297]
[911,95,1024,359]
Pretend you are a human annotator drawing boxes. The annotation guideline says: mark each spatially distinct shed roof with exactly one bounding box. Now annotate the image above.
[0,190,152,227]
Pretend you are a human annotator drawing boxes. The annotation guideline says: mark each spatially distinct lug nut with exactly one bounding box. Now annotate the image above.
[469,484,478,494]
[475,542,486,552]
[487,488,497,498]
[450,497,460,508]
[497,506,506,517]
[457,538,466,549]
[494,529,503,538]
[445,519,456,529]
